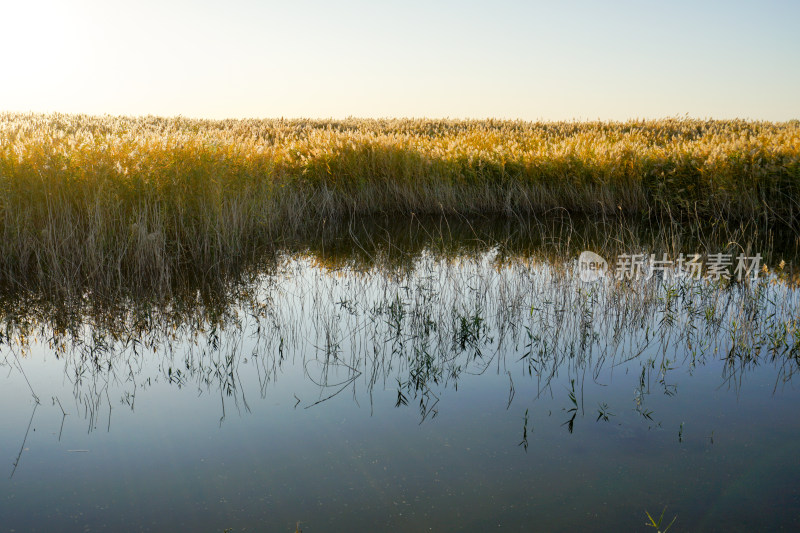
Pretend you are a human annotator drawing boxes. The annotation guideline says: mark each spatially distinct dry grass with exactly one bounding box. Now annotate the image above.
[1,113,798,294]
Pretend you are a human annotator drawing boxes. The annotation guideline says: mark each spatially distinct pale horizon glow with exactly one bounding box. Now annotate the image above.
[2,0,799,121]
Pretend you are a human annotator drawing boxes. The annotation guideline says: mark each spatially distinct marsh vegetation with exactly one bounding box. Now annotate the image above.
[1,113,798,294]
[1,114,799,531]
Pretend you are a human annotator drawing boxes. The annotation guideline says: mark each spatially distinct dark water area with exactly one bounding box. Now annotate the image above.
[1,218,799,532]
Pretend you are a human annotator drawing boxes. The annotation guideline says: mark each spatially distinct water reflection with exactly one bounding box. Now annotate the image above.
[1,217,799,531]
[4,244,798,431]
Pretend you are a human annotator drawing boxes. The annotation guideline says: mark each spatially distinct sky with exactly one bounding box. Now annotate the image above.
[2,0,798,121]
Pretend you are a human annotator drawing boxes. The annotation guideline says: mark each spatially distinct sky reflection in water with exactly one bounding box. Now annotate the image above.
[1,240,799,532]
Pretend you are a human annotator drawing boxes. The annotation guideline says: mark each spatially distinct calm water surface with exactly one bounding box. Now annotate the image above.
[2,237,799,532]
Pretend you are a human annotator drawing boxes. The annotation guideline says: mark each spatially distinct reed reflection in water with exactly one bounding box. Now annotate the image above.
[1,220,799,532]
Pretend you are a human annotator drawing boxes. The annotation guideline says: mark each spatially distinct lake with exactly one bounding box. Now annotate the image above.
[1,217,799,532]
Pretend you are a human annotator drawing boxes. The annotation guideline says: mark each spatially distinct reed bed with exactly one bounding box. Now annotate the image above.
[1,113,798,293]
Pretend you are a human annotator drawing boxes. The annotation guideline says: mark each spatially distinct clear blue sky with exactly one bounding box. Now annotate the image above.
[3,0,798,120]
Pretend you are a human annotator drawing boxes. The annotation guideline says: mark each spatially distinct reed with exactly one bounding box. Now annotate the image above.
[1,113,798,293]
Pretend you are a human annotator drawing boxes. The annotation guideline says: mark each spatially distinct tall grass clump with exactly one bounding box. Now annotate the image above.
[0,113,798,294]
